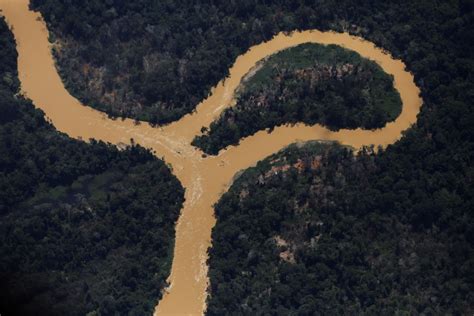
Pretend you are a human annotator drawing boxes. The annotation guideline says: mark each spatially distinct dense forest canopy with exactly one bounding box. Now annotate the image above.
[208,142,473,314]
[0,17,184,316]
[193,43,402,154]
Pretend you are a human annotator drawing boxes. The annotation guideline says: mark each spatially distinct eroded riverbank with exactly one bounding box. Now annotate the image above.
[0,0,422,314]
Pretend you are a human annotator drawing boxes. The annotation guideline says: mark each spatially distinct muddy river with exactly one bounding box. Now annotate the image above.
[0,0,422,314]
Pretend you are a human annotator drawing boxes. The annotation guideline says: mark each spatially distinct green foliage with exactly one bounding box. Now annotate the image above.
[193,43,402,154]
[0,17,184,316]
[208,142,473,315]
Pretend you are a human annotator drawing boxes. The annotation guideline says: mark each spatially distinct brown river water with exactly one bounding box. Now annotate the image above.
[0,0,422,314]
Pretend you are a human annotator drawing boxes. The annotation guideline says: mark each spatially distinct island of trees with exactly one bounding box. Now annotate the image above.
[0,17,184,316]
[192,43,402,154]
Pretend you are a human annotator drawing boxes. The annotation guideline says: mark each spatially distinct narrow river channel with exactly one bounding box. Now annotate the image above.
[0,0,422,314]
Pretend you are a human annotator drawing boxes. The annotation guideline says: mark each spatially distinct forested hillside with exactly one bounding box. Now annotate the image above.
[0,18,184,316]
[193,43,401,154]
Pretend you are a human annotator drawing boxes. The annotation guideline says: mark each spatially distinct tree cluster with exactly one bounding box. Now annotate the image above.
[193,43,401,154]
